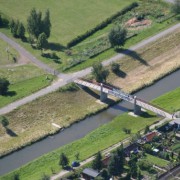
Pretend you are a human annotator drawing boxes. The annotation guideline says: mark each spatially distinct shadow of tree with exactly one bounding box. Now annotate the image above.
[47,42,66,51]
[4,91,16,97]
[140,111,156,118]
[116,48,149,66]
[6,128,18,137]
[114,70,127,78]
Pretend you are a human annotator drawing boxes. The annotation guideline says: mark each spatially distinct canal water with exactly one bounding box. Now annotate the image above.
[0,70,180,176]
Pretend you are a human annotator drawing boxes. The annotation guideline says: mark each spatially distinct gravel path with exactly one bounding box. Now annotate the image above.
[0,23,179,115]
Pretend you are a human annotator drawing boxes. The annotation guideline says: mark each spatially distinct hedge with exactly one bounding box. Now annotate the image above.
[67,2,138,48]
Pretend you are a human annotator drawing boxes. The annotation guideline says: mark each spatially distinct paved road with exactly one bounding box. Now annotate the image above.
[0,23,179,115]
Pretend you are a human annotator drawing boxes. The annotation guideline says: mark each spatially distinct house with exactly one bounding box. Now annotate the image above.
[138,131,159,145]
[124,143,139,157]
[81,168,100,180]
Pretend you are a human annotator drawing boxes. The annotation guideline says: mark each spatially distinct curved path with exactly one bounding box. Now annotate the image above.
[0,23,179,115]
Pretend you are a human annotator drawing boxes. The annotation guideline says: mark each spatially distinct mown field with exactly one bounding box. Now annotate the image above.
[0,0,135,45]
[1,87,179,180]
[0,0,177,72]
[0,28,179,157]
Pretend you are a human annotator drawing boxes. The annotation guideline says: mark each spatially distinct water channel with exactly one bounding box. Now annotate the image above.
[0,70,180,176]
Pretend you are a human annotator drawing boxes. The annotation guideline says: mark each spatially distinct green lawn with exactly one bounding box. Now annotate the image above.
[1,87,179,180]
[0,74,54,108]
[0,38,19,65]
[0,0,135,45]
[145,154,169,167]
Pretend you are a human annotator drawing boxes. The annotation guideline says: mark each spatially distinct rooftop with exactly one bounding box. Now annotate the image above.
[82,168,99,178]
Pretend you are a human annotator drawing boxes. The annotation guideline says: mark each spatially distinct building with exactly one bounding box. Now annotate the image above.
[81,168,100,180]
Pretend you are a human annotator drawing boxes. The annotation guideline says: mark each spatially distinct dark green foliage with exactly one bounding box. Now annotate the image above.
[13,173,19,180]
[59,83,79,92]
[75,152,80,160]
[123,127,131,134]
[17,22,25,39]
[0,116,9,127]
[144,125,150,134]
[143,144,152,154]
[0,15,2,27]
[0,14,9,27]
[129,156,138,178]
[108,25,127,47]
[27,8,42,39]
[67,2,138,48]
[91,62,109,83]
[42,9,51,38]
[92,151,103,171]
[108,154,119,177]
[41,174,50,180]
[0,78,10,95]
[59,153,69,168]
[37,33,48,51]
[27,8,51,40]
[138,160,151,171]
[100,169,109,180]
[111,62,120,73]
[171,0,180,15]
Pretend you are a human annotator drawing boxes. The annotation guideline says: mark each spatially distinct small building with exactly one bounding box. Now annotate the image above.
[81,168,100,180]
[138,131,159,145]
[124,143,139,157]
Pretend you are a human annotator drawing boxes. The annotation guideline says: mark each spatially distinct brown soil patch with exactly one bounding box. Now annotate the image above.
[125,17,152,30]
[112,45,180,93]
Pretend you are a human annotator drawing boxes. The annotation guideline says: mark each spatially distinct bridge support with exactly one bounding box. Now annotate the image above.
[134,96,142,115]
[100,83,107,102]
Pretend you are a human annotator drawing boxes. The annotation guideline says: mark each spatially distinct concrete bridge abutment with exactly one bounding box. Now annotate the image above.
[134,96,142,115]
[100,83,107,102]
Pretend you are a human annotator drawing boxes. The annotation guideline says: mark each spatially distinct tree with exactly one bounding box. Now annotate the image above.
[10,19,19,37]
[13,173,19,180]
[144,125,150,134]
[0,116,9,128]
[27,8,42,39]
[0,15,2,27]
[116,144,125,175]
[42,9,51,38]
[91,62,109,83]
[17,22,25,39]
[171,0,180,15]
[108,154,119,177]
[0,78,10,95]
[41,174,50,180]
[101,169,109,180]
[37,33,48,53]
[59,153,69,168]
[108,25,127,47]
[129,156,138,178]
[111,62,120,73]
[92,151,103,171]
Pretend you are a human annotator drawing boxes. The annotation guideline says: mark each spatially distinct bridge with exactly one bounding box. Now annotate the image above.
[74,78,173,119]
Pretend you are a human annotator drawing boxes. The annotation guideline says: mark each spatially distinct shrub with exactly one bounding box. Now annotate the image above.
[111,62,120,73]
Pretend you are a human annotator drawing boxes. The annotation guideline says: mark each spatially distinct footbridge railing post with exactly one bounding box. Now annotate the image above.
[100,83,107,102]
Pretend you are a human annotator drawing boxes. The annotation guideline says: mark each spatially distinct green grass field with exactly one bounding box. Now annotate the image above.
[0,0,135,45]
[1,87,179,180]
[0,39,19,65]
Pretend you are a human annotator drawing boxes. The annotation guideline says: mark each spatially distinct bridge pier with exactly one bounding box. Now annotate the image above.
[134,96,142,115]
[100,83,107,102]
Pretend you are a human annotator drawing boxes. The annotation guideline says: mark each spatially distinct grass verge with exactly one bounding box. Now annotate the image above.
[1,87,179,180]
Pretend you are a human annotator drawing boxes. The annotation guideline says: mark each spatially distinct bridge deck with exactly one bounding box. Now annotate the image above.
[74,78,173,119]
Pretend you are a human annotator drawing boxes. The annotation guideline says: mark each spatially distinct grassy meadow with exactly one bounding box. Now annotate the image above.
[0,0,135,45]
[1,87,179,180]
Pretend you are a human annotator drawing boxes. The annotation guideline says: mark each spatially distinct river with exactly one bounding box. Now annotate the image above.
[0,70,180,176]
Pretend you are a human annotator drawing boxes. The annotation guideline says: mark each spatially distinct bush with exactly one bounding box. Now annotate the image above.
[59,83,79,92]
[67,2,138,48]
[0,78,10,95]
[138,160,151,171]
[111,62,120,73]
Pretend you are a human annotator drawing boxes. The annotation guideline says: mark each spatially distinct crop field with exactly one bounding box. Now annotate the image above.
[1,86,179,180]
[0,0,135,45]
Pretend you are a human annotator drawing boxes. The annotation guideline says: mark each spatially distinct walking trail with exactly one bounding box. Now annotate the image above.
[0,23,179,115]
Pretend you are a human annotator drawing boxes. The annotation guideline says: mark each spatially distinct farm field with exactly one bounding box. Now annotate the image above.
[0,0,135,45]
[0,28,179,157]
[0,0,178,72]
[1,87,179,180]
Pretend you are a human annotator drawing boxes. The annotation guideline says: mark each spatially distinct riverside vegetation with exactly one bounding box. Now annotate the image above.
[0,28,179,158]
[1,87,179,180]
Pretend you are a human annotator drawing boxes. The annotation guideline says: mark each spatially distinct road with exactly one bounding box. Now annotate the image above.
[0,23,179,115]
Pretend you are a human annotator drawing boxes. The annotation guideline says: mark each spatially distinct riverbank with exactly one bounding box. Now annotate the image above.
[1,87,180,180]
[0,28,180,157]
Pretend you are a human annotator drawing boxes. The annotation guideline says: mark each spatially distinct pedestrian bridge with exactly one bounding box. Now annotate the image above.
[74,78,173,119]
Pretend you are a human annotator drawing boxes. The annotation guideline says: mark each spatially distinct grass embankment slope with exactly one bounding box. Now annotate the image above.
[0,28,179,157]
[0,0,135,45]
[1,87,179,180]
